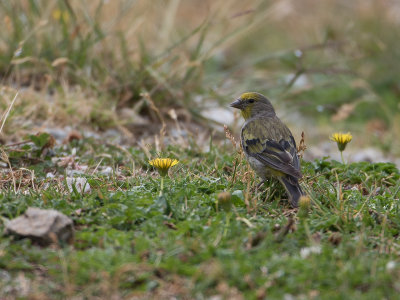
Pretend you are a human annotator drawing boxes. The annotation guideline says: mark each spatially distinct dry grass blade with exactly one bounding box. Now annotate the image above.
[142,92,167,150]
[0,91,19,135]
[224,125,242,154]
[297,131,307,158]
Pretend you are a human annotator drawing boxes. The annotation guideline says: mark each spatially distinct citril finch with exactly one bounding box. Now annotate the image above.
[231,92,304,207]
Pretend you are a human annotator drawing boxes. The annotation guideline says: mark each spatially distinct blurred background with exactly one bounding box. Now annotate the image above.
[1,0,400,165]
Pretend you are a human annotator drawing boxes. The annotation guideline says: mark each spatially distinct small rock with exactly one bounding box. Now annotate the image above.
[351,147,386,163]
[5,207,74,246]
[44,127,70,143]
[100,166,113,175]
[66,177,91,193]
[46,172,55,178]
[300,245,321,259]
[386,261,396,271]
[66,168,86,176]
[201,107,234,126]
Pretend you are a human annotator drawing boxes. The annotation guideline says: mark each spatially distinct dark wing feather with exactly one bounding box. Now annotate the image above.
[242,117,302,178]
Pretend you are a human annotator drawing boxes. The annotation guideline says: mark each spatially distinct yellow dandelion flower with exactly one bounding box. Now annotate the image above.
[149,158,179,196]
[149,158,179,177]
[330,132,352,152]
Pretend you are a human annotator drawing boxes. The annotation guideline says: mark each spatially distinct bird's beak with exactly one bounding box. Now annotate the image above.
[230,99,242,109]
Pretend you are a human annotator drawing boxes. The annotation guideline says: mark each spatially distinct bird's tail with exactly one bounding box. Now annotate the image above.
[280,177,304,208]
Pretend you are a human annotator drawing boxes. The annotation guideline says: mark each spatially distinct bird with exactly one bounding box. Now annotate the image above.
[230,92,304,207]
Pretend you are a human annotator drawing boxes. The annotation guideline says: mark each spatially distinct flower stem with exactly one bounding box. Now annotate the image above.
[159,176,164,197]
[340,151,345,164]
[223,213,231,237]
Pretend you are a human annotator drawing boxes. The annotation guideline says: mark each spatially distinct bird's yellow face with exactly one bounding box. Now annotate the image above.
[230,92,269,120]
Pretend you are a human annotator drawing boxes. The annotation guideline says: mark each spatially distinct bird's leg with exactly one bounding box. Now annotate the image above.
[254,180,267,195]
[256,181,265,190]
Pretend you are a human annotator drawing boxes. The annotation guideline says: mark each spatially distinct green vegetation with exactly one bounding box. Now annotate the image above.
[1,1,400,298]
[1,136,400,298]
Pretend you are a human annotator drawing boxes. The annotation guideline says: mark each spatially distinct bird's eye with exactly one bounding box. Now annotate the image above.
[248,99,255,103]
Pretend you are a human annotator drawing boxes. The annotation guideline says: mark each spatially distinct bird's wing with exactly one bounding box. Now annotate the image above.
[242,117,301,178]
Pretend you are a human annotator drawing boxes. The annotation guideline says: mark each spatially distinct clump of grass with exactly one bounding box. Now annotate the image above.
[0,1,265,133]
[1,135,400,298]
[1,1,399,160]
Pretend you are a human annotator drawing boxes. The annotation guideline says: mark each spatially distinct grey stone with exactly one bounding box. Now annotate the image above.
[5,207,74,246]
[66,177,91,193]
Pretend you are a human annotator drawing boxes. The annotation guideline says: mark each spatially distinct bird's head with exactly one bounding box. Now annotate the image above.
[230,92,275,120]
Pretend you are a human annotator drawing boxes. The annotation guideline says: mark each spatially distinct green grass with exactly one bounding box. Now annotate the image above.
[1,137,399,299]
